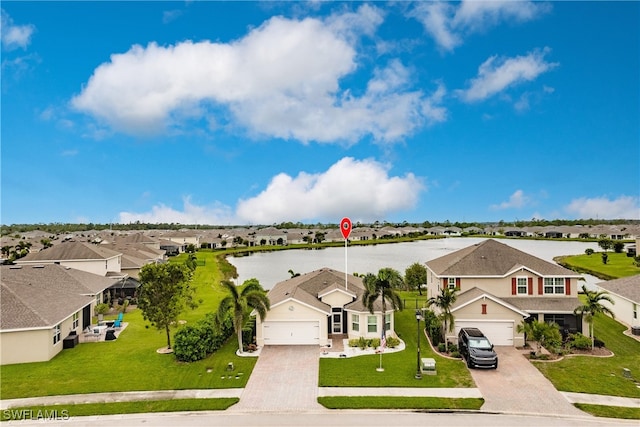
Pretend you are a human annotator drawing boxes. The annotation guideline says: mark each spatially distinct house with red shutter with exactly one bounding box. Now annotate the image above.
[425,239,586,347]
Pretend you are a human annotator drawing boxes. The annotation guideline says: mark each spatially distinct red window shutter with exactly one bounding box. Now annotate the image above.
[565,278,571,295]
[538,277,543,295]
[442,278,447,289]
[455,278,461,290]
[511,277,517,295]
[528,277,533,295]
[481,304,487,315]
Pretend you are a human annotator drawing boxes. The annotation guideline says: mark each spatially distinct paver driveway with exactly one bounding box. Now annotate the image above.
[469,347,586,416]
[231,346,324,412]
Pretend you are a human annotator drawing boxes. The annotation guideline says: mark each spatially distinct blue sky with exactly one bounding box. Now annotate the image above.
[2,1,639,226]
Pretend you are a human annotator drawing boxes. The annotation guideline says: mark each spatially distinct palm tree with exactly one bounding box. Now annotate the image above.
[362,268,404,342]
[516,319,562,355]
[573,284,615,349]
[216,278,270,354]
[428,287,458,352]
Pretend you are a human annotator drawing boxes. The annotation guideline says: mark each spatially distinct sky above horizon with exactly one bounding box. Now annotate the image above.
[2,1,639,226]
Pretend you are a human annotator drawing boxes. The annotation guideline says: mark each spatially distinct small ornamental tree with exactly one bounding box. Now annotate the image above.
[405,262,427,295]
[138,262,197,349]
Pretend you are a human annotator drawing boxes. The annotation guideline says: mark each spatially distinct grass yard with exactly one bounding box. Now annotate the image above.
[533,312,640,398]
[573,403,640,420]
[1,399,238,422]
[319,293,474,388]
[555,252,639,280]
[0,252,256,399]
[318,396,483,410]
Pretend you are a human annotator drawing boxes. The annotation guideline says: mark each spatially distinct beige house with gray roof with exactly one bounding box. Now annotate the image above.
[426,239,586,346]
[595,275,640,329]
[256,268,397,347]
[0,264,117,365]
[15,241,123,278]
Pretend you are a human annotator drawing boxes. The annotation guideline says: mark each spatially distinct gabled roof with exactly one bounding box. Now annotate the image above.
[596,275,640,304]
[0,265,116,330]
[268,268,379,314]
[426,239,578,277]
[17,241,121,262]
[501,296,582,314]
[451,287,529,317]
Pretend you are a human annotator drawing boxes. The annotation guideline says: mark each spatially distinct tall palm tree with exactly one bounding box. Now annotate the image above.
[362,268,404,342]
[573,284,615,349]
[428,287,458,352]
[216,278,270,354]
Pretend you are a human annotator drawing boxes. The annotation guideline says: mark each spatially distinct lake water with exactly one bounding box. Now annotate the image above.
[228,237,603,290]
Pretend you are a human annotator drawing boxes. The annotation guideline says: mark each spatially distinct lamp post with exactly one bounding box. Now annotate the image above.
[415,309,423,379]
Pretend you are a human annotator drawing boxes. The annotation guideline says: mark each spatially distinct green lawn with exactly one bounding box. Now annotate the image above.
[318,396,484,410]
[533,312,640,398]
[555,252,639,280]
[0,252,255,399]
[1,399,238,422]
[319,293,474,388]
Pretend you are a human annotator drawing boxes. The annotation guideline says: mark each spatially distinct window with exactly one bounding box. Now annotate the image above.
[544,278,565,294]
[516,277,528,294]
[367,315,377,333]
[633,304,637,320]
[72,312,79,329]
[53,324,61,345]
[352,314,359,332]
[448,278,456,290]
[385,313,391,331]
[544,314,565,327]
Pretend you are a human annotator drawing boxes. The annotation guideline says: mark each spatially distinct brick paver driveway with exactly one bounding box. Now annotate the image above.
[231,346,324,412]
[469,347,586,416]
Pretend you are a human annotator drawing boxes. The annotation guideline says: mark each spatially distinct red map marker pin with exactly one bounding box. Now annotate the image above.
[340,217,352,239]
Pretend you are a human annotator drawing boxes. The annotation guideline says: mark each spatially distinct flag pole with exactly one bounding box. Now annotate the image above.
[344,237,348,291]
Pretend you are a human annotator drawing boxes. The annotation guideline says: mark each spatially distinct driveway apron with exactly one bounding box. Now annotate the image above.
[231,346,324,412]
[469,347,585,417]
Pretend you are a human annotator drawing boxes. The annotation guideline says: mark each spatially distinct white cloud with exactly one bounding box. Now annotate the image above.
[490,190,530,210]
[409,1,548,51]
[120,158,424,224]
[71,6,445,143]
[119,197,235,225]
[1,9,35,51]
[457,48,558,102]
[236,157,424,224]
[564,196,640,220]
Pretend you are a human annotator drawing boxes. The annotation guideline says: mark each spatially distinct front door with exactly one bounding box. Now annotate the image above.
[332,307,342,334]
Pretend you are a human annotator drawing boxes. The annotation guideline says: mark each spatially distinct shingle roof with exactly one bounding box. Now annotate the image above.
[426,239,578,277]
[502,296,582,313]
[596,275,640,304]
[0,264,115,330]
[17,241,121,262]
[267,268,386,314]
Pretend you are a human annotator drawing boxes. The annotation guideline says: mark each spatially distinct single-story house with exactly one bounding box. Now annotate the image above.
[15,241,122,277]
[425,239,587,346]
[595,275,640,328]
[255,268,397,347]
[0,264,117,365]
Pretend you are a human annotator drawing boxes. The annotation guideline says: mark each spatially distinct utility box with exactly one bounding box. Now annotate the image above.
[421,358,436,375]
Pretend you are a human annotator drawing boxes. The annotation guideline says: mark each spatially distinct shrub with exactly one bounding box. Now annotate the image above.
[585,248,594,255]
[568,333,591,350]
[173,313,233,362]
[348,339,360,348]
[437,343,446,353]
[386,336,400,348]
[594,338,605,348]
[447,343,458,353]
[358,336,368,350]
[370,338,380,349]
[450,351,460,359]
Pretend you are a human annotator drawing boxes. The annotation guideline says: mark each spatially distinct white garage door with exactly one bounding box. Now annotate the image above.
[455,320,514,346]
[263,321,320,345]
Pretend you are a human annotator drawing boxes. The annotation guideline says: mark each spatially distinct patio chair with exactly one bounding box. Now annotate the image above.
[113,319,122,328]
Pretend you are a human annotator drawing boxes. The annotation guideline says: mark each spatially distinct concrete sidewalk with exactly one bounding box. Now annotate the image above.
[3,388,638,411]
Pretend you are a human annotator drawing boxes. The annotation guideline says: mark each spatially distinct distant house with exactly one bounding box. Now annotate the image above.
[15,241,122,279]
[425,239,586,346]
[256,268,398,347]
[0,264,117,365]
[595,275,640,329]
